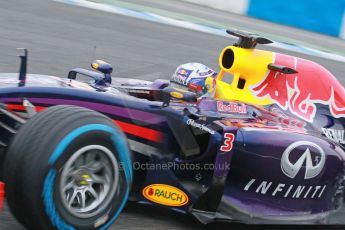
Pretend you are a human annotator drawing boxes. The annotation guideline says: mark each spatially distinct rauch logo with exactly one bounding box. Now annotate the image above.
[142,184,189,207]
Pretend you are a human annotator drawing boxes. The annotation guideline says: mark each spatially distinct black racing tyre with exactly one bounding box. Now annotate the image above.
[3,105,133,230]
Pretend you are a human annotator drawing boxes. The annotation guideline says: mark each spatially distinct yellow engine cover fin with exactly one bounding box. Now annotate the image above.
[213,46,275,105]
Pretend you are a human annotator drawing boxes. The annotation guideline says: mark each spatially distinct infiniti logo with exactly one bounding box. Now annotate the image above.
[281,141,326,179]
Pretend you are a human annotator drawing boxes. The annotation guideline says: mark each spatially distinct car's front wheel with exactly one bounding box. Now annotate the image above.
[4,105,133,230]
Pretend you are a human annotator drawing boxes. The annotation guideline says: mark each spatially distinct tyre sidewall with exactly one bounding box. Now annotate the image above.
[50,130,130,229]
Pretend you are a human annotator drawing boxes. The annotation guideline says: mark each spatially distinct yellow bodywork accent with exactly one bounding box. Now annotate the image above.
[91,62,99,70]
[170,91,184,99]
[91,60,107,70]
[208,46,275,105]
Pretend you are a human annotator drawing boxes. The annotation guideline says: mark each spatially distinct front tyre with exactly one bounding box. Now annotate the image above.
[4,105,133,230]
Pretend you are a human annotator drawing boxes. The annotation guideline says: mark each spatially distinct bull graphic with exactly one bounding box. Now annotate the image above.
[252,53,345,122]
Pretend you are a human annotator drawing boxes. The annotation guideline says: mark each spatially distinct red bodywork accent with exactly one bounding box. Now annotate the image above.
[114,120,162,142]
[0,182,4,211]
[6,104,163,143]
[6,104,46,112]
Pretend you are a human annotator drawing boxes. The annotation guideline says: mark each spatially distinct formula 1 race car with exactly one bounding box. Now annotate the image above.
[0,29,345,229]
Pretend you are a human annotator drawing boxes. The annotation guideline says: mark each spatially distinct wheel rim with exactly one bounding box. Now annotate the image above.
[59,145,119,218]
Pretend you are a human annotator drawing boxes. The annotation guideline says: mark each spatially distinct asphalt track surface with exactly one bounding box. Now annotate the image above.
[1,0,345,229]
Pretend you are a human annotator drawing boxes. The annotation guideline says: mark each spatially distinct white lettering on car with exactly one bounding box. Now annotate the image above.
[322,128,345,144]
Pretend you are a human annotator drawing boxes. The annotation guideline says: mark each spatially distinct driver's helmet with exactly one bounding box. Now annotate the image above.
[169,63,217,97]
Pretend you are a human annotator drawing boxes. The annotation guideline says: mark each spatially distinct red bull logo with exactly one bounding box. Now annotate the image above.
[177,68,192,78]
[217,101,247,114]
[251,53,345,122]
[178,69,187,75]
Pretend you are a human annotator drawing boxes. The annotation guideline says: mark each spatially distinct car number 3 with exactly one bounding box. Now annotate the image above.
[220,133,235,152]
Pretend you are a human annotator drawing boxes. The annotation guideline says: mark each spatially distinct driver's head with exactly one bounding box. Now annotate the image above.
[169,63,217,97]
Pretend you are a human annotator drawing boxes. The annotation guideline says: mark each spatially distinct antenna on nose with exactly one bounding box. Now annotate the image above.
[17,48,28,87]
[91,45,97,62]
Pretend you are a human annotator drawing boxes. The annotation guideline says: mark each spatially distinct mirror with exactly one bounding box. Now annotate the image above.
[91,60,113,74]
